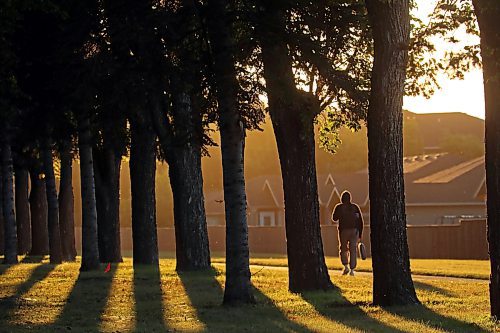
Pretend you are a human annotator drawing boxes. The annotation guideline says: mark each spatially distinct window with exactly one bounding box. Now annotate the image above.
[259,211,276,226]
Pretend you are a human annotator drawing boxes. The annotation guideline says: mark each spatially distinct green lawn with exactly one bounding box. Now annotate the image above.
[216,256,491,280]
[0,257,497,332]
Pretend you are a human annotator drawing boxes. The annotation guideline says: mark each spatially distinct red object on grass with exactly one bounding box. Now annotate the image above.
[104,263,111,273]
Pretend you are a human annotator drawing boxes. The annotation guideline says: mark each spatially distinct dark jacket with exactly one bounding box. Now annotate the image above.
[331,203,364,237]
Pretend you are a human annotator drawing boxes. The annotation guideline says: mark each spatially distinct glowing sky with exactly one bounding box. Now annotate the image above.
[403,0,485,119]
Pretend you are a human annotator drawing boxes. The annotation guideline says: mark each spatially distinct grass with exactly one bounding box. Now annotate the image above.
[212,255,491,280]
[0,257,498,332]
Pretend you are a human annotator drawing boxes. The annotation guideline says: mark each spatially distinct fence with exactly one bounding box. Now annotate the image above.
[75,219,488,260]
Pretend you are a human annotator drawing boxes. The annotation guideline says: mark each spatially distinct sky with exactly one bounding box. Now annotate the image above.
[403,0,485,120]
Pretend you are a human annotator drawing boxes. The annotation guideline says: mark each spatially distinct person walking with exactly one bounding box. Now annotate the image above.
[331,190,364,276]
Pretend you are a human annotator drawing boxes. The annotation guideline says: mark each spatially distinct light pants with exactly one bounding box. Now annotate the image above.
[339,228,359,270]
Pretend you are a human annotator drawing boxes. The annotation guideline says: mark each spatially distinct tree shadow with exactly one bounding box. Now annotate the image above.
[414,280,457,298]
[45,265,117,331]
[21,255,44,263]
[133,264,168,333]
[0,263,56,330]
[386,304,490,333]
[178,267,311,332]
[301,288,407,333]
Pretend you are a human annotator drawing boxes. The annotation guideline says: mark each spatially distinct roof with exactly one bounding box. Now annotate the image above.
[204,153,486,215]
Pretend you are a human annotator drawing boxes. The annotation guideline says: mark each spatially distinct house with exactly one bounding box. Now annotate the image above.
[204,153,486,226]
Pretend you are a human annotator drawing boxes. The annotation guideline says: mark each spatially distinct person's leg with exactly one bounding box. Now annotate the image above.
[348,229,358,273]
[338,229,349,275]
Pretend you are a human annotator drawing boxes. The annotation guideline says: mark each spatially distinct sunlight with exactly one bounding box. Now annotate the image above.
[11,263,79,326]
[99,262,135,332]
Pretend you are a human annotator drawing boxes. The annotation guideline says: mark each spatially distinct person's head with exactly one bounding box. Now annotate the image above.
[341,190,351,204]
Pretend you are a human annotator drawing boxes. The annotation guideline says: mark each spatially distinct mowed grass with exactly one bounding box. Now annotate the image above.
[212,255,491,280]
[0,257,498,332]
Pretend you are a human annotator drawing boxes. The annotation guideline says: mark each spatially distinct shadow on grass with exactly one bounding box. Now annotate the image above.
[133,264,168,333]
[178,267,310,332]
[0,263,56,329]
[386,304,489,333]
[45,265,117,331]
[20,256,45,264]
[301,288,407,333]
[414,280,457,298]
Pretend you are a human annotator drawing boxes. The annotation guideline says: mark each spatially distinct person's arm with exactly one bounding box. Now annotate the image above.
[356,205,364,239]
[331,204,340,223]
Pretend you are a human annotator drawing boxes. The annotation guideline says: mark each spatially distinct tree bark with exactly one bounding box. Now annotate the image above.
[257,2,332,292]
[0,157,4,256]
[206,0,254,304]
[94,146,122,263]
[59,144,77,261]
[472,0,500,319]
[365,0,419,306]
[15,166,31,254]
[2,141,18,264]
[130,118,158,266]
[78,118,101,271]
[42,141,63,264]
[29,168,49,255]
[167,92,210,271]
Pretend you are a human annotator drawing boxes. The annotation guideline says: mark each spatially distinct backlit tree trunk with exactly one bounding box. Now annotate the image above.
[472,0,500,318]
[0,160,4,256]
[365,0,419,306]
[168,92,210,271]
[2,140,18,264]
[15,166,31,254]
[94,146,122,263]
[59,144,76,261]
[258,2,332,292]
[130,118,158,266]
[29,168,49,255]
[206,0,254,304]
[42,141,63,264]
[78,118,100,271]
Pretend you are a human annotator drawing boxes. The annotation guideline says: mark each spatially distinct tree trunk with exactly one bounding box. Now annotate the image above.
[130,119,158,266]
[94,146,122,263]
[167,92,210,271]
[257,3,332,292]
[2,141,18,264]
[42,141,63,264]
[78,118,101,271]
[206,0,254,304]
[472,0,500,319]
[15,166,31,254]
[365,0,419,306]
[59,144,77,261]
[0,157,4,256]
[29,168,49,255]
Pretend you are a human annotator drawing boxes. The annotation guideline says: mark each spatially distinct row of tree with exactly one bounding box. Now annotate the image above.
[0,0,498,316]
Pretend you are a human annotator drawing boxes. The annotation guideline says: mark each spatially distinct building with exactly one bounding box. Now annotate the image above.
[204,153,486,226]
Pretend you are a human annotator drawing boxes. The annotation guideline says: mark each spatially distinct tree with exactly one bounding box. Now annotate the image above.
[0,157,4,256]
[29,165,49,256]
[78,117,101,271]
[205,0,255,304]
[472,0,500,318]
[58,142,77,261]
[42,138,63,264]
[256,0,333,292]
[101,0,161,266]
[2,134,18,264]
[93,109,126,263]
[14,162,31,254]
[365,0,419,306]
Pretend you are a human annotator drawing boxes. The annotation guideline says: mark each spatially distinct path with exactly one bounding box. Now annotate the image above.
[212,263,488,283]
